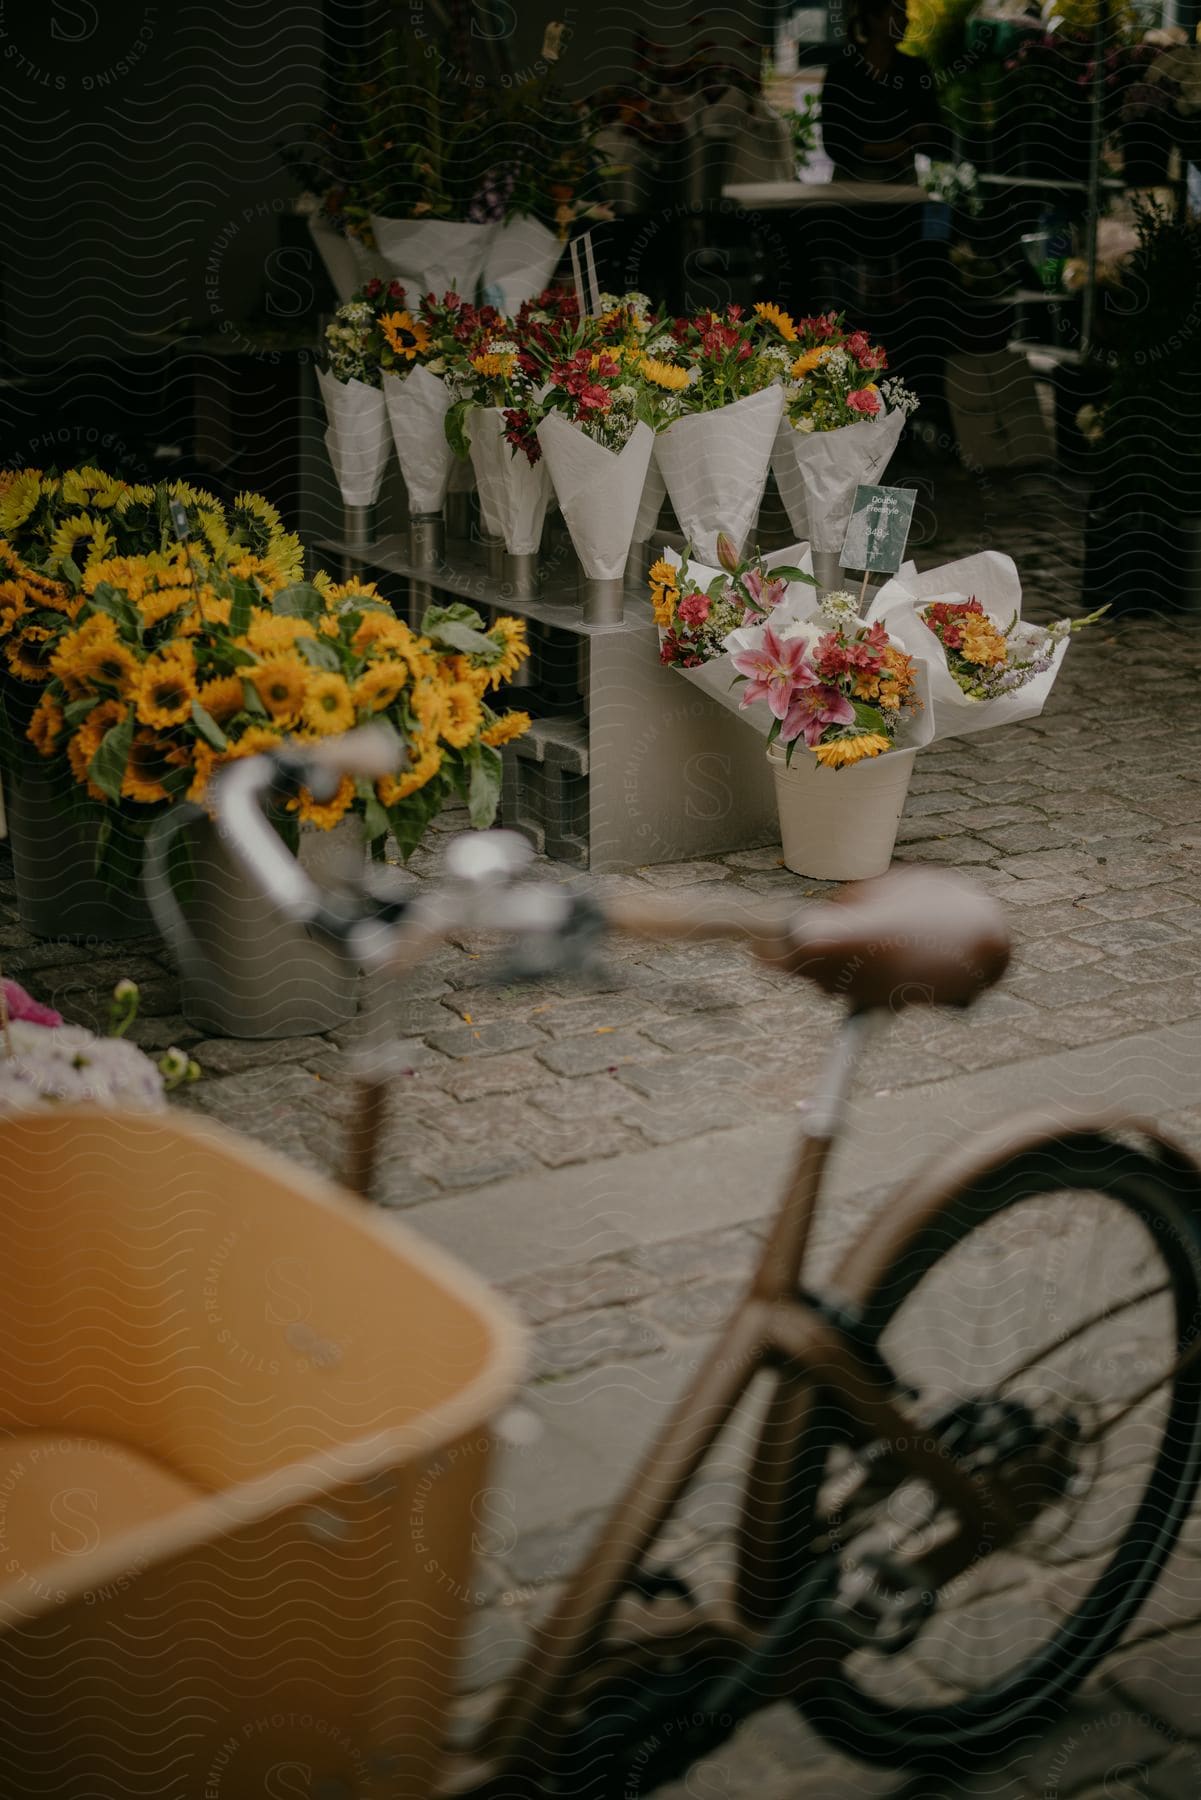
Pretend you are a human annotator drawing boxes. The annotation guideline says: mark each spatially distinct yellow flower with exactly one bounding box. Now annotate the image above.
[122,731,179,805]
[812,732,892,768]
[640,356,691,392]
[411,678,448,739]
[376,745,443,805]
[790,348,826,379]
[380,310,432,361]
[354,661,408,713]
[852,646,918,710]
[242,611,315,655]
[651,583,679,629]
[139,586,194,629]
[483,615,528,688]
[302,671,355,736]
[959,615,1008,668]
[648,557,676,589]
[753,302,797,342]
[294,774,355,830]
[196,674,246,725]
[175,586,232,634]
[50,513,116,572]
[481,709,530,748]
[0,471,43,536]
[6,624,56,683]
[135,649,196,728]
[27,691,66,758]
[225,724,284,761]
[56,632,140,699]
[352,608,412,655]
[250,657,307,723]
[471,351,516,380]
[67,700,127,798]
[441,681,483,749]
[187,741,219,802]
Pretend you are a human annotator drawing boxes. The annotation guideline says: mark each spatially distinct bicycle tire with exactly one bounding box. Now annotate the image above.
[794,1129,1201,1769]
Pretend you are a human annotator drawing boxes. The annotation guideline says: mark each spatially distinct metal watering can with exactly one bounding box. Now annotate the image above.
[144,803,359,1039]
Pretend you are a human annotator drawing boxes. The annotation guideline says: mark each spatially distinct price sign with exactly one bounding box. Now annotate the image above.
[840,484,916,576]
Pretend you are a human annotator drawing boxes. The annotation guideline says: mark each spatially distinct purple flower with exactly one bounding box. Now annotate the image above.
[779,682,856,748]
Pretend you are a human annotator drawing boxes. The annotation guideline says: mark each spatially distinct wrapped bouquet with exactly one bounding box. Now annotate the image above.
[317,297,392,508]
[643,306,789,563]
[762,310,917,570]
[867,551,1100,741]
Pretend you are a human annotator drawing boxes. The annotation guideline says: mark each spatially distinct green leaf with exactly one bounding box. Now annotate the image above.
[58,554,83,588]
[241,677,268,717]
[229,578,256,637]
[445,399,473,461]
[272,582,325,623]
[851,702,888,733]
[298,636,342,673]
[422,600,486,633]
[421,603,497,658]
[766,716,782,749]
[64,695,100,725]
[160,765,194,801]
[87,706,135,804]
[389,774,447,861]
[355,777,390,843]
[191,701,228,751]
[88,583,139,634]
[768,565,819,586]
[466,742,503,829]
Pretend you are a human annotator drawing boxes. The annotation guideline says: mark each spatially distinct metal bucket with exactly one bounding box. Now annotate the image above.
[144,808,359,1038]
[7,759,153,943]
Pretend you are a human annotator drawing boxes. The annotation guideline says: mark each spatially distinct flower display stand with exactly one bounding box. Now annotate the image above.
[316,525,779,873]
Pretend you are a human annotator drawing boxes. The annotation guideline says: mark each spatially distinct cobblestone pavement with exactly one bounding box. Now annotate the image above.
[10,467,1201,1795]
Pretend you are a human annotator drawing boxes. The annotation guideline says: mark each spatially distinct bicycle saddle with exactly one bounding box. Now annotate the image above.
[783,866,1011,1011]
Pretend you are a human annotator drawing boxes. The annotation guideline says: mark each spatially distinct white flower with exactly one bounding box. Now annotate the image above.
[0,1022,167,1115]
[779,618,826,655]
[818,590,863,626]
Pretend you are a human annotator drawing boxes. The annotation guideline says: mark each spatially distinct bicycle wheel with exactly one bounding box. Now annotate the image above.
[794,1128,1201,1768]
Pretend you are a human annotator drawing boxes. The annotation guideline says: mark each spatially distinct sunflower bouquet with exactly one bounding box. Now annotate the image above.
[318,297,392,508]
[646,305,787,565]
[0,469,303,592]
[2,511,531,868]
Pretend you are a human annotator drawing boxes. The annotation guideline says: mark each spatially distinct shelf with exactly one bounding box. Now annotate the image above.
[978,172,1123,193]
[1007,339,1085,369]
[314,532,660,639]
[1012,288,1074,304]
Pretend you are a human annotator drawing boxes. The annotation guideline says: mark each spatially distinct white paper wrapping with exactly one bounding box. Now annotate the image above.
[468,406,552,555]
[866,551,1069,741]
[382,364,456,516]
[536,416,653,580]
[655,385,785,565]
[306,210,359,304]
[369,214,496,301]
[771,408,906,557]
[632,447,667,544]
[483,216,564,314]
[316,368,391,508]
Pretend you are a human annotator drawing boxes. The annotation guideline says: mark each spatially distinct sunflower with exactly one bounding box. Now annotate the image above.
[790,348,827,379]
[753,302,797,342]
[139,586,194,629]
[67,700,126,798]
[242,611,315,656]
[483,615,528,688]
[354,661,408,714]
[640,356,691,392]
[50,513,115,571]
[196,674,247,725]
[0,578,28,631]
[0,471,42,536]
[351,608,411,656]
[250,657,307,723]
[27,691,66,758]
[187,742,219,802]
[176,587,232,634]
[6,623,56,683]
[410,677,448,739]
[294,774,355,831]
[380,310,432,361]
[481,709,530,748]
[61,634,140,699]
[812,732,892,769]
[651,581,679,629]
[122,731,179,805]
[135,649,196,728]
[376,745,443,805]
[441,680,483,749]
[225,724,284,761]
[301,671,356,736]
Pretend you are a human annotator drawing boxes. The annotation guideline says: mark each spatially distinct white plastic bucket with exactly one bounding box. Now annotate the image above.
[768,743,917,881]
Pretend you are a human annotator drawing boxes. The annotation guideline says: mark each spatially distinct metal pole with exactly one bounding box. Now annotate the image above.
[1080,0,1108,358]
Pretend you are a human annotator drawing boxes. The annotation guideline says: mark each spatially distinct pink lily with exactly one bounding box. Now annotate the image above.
[741,566,789,615]
[779,682,856,748]
[730,624,816,721]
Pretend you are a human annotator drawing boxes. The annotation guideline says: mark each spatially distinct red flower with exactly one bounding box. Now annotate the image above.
[677,591,711,627]
[503,409,541,466]
[846,388,882,417]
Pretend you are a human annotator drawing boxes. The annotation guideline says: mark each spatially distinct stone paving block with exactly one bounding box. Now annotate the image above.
[1071,917,1197,956]
[895,836,996,865]
[190,1035,331,1077]
[1007,964,1127,1009]
[425,1017,548,1059]
[531,990,664,1038]
[532,1305,667,1378]
[1014,937,1107,973]
[536,1029,653,1077]
[977,820,1078,855]
[617,1051,758,1100]
[640,1010,764,1054]
[503,1256,660,1326]
[433,1051,547,1101]
[635,859,733,886]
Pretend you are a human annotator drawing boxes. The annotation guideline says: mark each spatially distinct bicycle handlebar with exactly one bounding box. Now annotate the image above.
[211,739,1011,1010]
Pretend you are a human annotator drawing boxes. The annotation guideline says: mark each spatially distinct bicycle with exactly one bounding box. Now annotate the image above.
[212,733,1201,1797]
